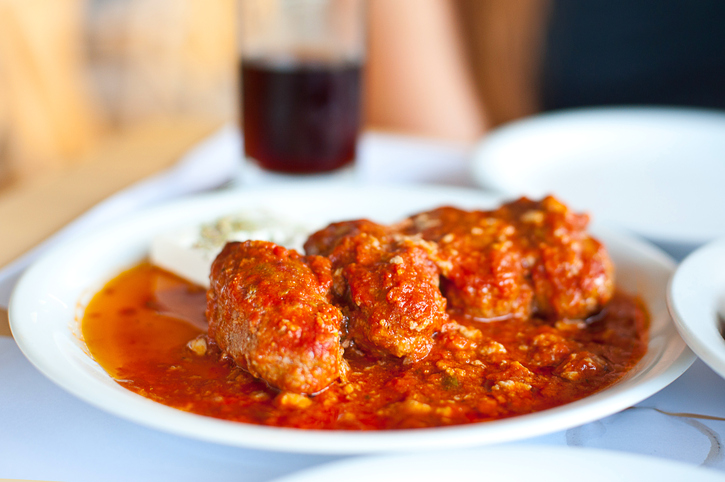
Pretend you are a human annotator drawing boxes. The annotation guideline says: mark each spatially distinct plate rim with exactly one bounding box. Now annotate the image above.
[668,238,725,379]
[274,444,725,482]
[9,183,695,454]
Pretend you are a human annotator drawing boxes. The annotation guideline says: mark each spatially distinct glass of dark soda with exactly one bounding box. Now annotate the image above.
[238,0,365,174]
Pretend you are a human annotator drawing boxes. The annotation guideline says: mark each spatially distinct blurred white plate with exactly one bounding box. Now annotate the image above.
[471,107,725,251]
[276,445,725,482]
[9,184,693,454]
[668,239,725,380]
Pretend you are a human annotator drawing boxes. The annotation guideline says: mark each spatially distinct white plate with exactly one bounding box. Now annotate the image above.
[9,184,694,454]
[668,239,725,380]
[471,107,725,251]
[275,445,725,482]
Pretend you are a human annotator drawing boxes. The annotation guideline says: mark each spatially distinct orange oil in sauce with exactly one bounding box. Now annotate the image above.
[82,263,648,430]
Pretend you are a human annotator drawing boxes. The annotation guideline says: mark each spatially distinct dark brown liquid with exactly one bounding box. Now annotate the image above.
[241,59,362,173]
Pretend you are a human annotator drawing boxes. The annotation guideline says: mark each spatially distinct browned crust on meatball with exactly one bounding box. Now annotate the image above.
[207,241,344,394]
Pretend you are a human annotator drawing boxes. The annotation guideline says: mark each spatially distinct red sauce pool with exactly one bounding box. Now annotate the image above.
[82,263,648,430]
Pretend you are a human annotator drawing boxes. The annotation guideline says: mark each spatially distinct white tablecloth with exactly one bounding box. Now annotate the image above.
[2,129,723,481]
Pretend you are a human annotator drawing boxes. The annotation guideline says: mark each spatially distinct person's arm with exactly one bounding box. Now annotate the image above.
[364,0,487,142]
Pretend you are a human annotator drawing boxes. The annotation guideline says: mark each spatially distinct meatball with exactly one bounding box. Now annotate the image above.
[307,220,448,361]
[207,240,344,394]
[403,207,533,320]
[304,219,390,299]
[304,219,387,257]
[405,196,614,321]
[495,196,614,320]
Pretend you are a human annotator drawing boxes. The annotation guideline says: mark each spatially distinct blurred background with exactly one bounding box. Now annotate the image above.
[1,0,724,189]
[0,0,544,189]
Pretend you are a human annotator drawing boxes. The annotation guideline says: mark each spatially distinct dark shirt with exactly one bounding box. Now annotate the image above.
[542,0,725,111]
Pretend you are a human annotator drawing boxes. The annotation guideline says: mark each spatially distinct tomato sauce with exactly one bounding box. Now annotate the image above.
[82,263,648,430]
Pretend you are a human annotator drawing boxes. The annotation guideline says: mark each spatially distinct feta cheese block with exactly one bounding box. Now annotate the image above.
[150,211,312,287]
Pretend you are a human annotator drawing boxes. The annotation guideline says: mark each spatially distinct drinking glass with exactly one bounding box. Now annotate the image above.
[238,0,365,174]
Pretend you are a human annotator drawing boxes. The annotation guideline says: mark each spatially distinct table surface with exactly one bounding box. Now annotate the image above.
[2,128,725,482]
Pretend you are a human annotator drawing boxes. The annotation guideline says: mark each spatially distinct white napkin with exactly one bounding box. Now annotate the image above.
[0,125,241,308]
